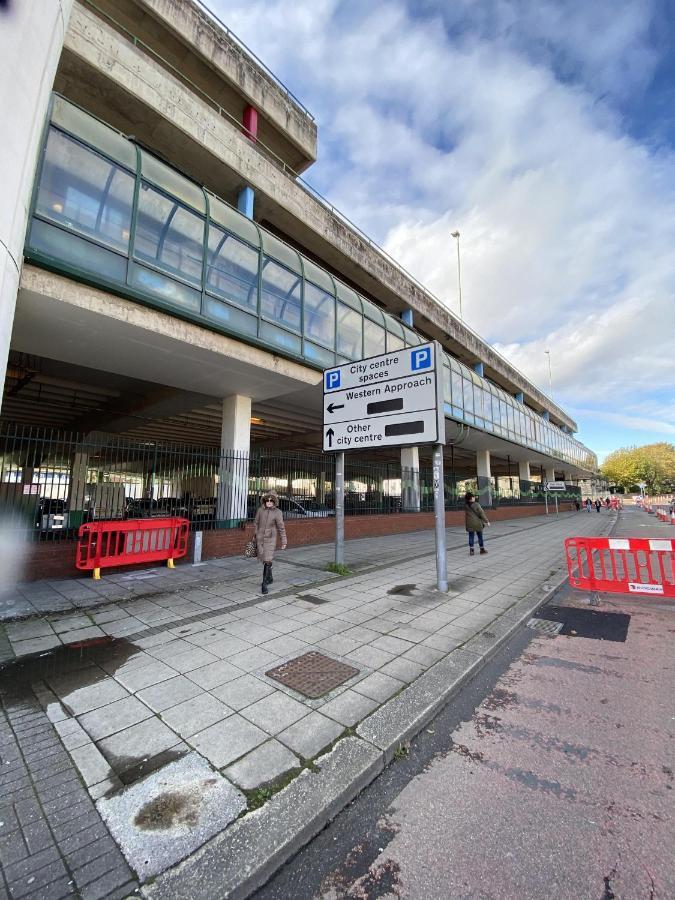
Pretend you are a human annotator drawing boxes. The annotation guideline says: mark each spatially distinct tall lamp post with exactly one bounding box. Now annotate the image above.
[451,230,463,321]
[544,349,553,398]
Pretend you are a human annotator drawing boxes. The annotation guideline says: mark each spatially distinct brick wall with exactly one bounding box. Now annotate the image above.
[17,504,571,582]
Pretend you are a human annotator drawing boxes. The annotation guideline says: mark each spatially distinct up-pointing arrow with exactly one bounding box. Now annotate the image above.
[325,427,334,448]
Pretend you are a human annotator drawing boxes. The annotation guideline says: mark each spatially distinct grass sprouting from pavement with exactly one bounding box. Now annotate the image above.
[326,562,352,576]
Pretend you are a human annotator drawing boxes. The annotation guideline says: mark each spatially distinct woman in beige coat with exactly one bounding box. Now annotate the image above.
[254,491,287,594]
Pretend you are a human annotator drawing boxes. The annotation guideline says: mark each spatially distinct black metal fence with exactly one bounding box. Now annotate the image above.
[0,424,579,541]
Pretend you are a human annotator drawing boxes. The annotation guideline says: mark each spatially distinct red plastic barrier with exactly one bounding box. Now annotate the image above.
[77,517,189,578]
[565,537,675,598]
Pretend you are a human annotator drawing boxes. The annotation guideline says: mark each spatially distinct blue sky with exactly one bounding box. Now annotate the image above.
[213,0,675,463]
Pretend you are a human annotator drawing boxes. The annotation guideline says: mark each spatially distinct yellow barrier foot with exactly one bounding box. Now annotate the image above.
[167,558,175,569]
[93,567,101,580]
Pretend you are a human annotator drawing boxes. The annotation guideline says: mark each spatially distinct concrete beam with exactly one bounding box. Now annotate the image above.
[15,266,321,401]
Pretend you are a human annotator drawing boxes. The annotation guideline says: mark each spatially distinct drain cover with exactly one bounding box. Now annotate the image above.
[537,606,630,642]
[527,618,564,636]
[266,651,359,698]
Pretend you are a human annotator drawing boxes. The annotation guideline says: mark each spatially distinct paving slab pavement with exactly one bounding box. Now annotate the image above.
[0,508,635,898]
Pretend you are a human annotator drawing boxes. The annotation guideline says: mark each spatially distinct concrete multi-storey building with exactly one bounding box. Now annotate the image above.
[0,0,596,569]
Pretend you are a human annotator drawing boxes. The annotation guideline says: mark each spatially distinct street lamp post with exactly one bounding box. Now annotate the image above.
[451,230,463,321]
[544,349,553,398]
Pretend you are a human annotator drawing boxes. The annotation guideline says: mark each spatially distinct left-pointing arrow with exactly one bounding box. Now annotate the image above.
[327,403,345,414]
[325,427,334,448]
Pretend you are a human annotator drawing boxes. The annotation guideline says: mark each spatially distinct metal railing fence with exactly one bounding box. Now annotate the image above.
[0,424,578,541]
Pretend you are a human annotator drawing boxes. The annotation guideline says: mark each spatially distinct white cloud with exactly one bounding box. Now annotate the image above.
[211,0,675,448]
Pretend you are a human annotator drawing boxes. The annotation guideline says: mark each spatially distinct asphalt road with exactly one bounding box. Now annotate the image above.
[253,574,674,898]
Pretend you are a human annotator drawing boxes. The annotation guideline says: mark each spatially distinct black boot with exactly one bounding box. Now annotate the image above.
[265,563,273,585]
[261,565,269,594]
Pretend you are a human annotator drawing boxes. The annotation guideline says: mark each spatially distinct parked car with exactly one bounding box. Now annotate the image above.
[246,495,334,520]
[125,498,190,519]
[36,497,67,532]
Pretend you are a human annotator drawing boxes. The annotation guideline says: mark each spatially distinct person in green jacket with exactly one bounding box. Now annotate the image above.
[464,491,490,556]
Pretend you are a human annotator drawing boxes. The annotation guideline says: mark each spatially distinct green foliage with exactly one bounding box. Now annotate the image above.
[600,442,675,493]
[393,743,409,761]
[326,562,352,576]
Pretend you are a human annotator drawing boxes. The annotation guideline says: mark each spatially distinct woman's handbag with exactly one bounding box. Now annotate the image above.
[244,537,257,559]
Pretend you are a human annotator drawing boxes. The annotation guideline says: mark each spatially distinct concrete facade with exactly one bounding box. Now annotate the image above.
[0,0,74,410]
[55,1,574,430]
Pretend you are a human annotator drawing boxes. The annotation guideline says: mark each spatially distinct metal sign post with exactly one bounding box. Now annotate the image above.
[433,444,448,591]
[335,451,345,566]
[323,342,447,590]
[545,480,565,516]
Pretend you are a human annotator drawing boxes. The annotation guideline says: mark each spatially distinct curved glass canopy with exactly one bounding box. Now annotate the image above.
[26,95,597,473]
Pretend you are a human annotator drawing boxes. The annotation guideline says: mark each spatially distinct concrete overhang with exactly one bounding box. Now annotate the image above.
[56,5,575,432]
[72,0,317,173]
[12,267,321,402]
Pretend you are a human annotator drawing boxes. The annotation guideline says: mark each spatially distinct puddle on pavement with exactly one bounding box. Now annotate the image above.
[0,635,140,686]
[109,747,188,787]
[300,594,329,605]
[388,584,417,596]
[0,636,184,788]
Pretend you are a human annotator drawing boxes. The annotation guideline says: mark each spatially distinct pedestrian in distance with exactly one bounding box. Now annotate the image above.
[464,491,490,555]
[585,497,593,513]
[594,498,602,513]
[254,491,287,594]
[574,499,581,511]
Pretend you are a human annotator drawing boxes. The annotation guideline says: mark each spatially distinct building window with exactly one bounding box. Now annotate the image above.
[462,378,474,414]
[386,332,404,352]
[363,319,385,357]
[260,256,302,332]
[337,303,362,359]
[35,128,134,253]
[304,281,335,349]
[206,226,259,311]
[134,183,204,285]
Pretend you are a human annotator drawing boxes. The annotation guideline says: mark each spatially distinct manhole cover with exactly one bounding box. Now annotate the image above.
[266,652,359,698]
[527,618,564,636]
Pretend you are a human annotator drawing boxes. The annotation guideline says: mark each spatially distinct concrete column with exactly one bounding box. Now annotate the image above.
[545,466,556,484]
[317,470,326,504]
[401,446,420,512]
[217,395,251,523]
[473,362,484,378]
[518,459,531,494]
[476,449,492,508]
[67,451,89,527]
[237,186,255,219]
[0,0,74,410]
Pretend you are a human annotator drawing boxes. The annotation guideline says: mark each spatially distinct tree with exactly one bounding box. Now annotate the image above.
[601,443,675,493]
